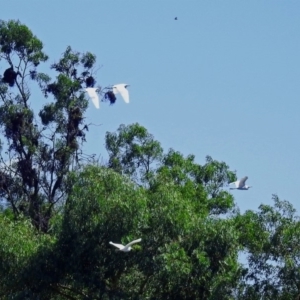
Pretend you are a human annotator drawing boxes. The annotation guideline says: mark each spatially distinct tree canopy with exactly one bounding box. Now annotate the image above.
[0,19,300,300]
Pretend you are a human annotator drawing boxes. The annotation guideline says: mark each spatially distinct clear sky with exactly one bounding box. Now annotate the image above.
[2,1,300,214]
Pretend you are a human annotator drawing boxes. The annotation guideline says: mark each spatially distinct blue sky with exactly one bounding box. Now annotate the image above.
[2,1,300,214]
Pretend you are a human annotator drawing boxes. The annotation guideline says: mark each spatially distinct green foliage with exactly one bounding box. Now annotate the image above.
[0,161,243,299]
[106,123,235,216]
[0,213,54,298]
[235,195,300,299]
[106,123,163,184]
[157,150,235,215]
[0,19,48,65]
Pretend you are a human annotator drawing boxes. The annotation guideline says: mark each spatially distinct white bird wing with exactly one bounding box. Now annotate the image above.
[124,238,142,248]
[113,84,129,103]
[229,180,238,188]
[85,88,100,109]
[119,86,129,103]
[109,242,124,250]
[112,86,119,95]
[238,176,248,188]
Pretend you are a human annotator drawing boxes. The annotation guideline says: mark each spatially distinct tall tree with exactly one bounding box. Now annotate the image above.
[0,20,98,231]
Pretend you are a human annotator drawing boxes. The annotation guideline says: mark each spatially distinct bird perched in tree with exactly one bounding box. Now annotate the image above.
[85,88,99,109]
[2,67,21,87]
[229,176,252,190]
[112,84,130,103]
[109,238,141,252]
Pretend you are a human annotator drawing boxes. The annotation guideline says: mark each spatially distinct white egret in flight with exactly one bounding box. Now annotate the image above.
[229,176,252,190]
[85,88,99,109]
[109,238,141,252]
[112,84,130,103]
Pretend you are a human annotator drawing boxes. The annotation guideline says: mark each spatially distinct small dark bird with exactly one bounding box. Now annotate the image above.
[174,17,178,20]
[2,67,21,87]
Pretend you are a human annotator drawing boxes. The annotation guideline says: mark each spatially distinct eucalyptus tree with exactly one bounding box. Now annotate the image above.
[0,19,99,231]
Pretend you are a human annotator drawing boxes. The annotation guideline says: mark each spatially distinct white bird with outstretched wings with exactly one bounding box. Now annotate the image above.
[85,88,100,109]
[229,176,252,190]
[112,84,130,103]
[109,238,141,252]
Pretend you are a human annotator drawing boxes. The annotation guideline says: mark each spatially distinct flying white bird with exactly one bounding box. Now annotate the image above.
[109,238,141,252]
[112,84,130,103]
[85,88,100,109]
[229,176,252,190]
